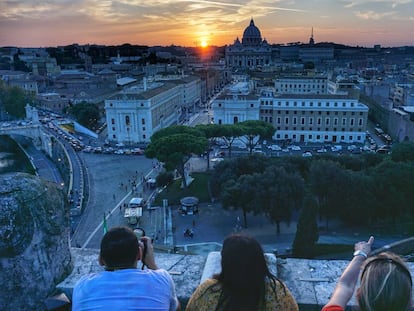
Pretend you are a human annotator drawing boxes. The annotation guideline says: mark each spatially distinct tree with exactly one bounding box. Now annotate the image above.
[0,81,32,118]
[209,154,268,198]
[218,124,245,158]
[390,142,414,162]
[195,124,225,169]
[292,195,319,258]
[67,102,100,129]
[259,166,305,234]
[145,126,207,188]
[308,160,348,229]
[12,53,30,72]
[221,173,263,228]
[370,160,414,223]
[156,171,174,187]
[336,171,376,225]
[196,123,245,158]
[237,120,275,154]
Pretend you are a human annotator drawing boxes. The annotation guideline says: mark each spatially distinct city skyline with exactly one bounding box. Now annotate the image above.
[0,0,413,48]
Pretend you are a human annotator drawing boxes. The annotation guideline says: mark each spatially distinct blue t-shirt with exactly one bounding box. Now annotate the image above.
[72,268,179,310]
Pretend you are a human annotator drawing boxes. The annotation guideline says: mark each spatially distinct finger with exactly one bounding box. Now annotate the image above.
[367,236,374,245]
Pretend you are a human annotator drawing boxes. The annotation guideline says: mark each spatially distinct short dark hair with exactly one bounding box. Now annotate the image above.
[100,226,139,269]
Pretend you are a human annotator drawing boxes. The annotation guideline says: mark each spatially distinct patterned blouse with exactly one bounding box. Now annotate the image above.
[186,278,299,311]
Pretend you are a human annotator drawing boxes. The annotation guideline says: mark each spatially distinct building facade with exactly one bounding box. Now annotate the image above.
[262,93,368,143]
[212,82,260,124]
[213,77,369,144]
[225,19,272,70]
[105,76,201,144]
[275,76,328,95]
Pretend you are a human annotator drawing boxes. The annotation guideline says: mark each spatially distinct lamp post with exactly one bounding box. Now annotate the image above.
[127,126,130,147]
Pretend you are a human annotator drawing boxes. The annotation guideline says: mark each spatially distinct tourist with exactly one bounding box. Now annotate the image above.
[72,226,180,310]
[322,236,412,311]
[186,234,298,311]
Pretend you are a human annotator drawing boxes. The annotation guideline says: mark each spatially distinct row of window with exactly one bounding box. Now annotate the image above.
[276,84,325,89]
[260,100,358,108]
[275,126,363,132]
[275,133,363,141]
[270,116,364,126]
[111,134,147,140]
[261,110,364,116]
[111,117,146,126]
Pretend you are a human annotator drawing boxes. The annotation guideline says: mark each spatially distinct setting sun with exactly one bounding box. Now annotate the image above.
[200,40,208,48]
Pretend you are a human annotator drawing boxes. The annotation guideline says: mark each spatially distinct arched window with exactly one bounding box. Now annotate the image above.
[233,116,239,124]
[125,116,130,126]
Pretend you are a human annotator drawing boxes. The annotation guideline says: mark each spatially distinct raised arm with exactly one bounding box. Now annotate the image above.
[322,236,374,310]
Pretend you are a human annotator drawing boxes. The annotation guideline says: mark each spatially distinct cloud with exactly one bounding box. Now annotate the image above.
[342,0,413,8]
[355,10,395,20]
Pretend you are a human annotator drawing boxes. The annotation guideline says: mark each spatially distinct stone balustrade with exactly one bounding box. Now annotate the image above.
[57,247,414,310]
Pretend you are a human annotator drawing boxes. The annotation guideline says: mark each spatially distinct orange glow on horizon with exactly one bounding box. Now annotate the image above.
[200,40,208,48]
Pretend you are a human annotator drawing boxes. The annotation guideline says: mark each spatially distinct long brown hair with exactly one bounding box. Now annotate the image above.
[214,234,283,311]
[358,252,412,311]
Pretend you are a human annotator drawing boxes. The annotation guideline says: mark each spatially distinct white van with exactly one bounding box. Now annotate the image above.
[124,197,144,225]
[128,197,145,208]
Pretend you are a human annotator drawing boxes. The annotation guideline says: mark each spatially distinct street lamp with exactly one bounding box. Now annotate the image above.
[127,126,130,147]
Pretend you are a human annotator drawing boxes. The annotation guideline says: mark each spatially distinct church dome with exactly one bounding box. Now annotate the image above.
[242,19,262,46]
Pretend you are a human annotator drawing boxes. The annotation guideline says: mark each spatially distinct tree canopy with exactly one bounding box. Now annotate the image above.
[237,120,275,153]
[67,102,100,129]
[210,142,414,238]
[0,81,33,118]
[145,126,207,187]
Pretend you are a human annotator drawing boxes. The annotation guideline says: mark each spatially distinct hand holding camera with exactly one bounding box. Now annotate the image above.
[134,228,157,270]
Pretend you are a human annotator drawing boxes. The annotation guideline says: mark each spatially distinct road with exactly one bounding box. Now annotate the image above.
[70,153,156,248]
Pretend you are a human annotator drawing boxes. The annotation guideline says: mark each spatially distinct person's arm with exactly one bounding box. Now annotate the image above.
[322,236,374,310]
[140,236,158,270]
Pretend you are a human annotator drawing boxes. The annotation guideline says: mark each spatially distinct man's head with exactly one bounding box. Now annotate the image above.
[99,226,140,270]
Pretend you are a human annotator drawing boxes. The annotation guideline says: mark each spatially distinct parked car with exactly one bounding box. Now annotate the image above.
[268,144,282,151]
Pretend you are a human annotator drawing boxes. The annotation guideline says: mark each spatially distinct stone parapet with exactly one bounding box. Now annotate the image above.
[59,248,414,310]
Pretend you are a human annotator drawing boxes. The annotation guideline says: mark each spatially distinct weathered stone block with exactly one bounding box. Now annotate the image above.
[0,173,72,310]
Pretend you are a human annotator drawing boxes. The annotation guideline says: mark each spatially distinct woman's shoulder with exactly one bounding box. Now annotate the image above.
[198,278,221,293]
[186,279,222,311]
[265,277,299,311]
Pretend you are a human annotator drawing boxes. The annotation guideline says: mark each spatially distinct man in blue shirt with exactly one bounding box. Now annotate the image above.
[72,226,180,311]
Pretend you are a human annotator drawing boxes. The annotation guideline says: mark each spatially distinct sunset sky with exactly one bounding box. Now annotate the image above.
[1,0,413,48]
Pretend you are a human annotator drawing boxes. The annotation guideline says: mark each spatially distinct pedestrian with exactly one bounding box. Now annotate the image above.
[113,194,116,201]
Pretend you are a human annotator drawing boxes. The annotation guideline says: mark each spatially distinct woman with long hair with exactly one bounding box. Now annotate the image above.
[322,236,412,311]
[186,234,298,311]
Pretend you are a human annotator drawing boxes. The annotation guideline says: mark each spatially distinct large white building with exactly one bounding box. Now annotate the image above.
[105,76,201,144]
[225,19,272,70]
[213,77,369,144]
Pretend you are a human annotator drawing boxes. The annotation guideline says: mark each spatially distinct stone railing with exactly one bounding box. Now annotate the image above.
[57,247,414,310]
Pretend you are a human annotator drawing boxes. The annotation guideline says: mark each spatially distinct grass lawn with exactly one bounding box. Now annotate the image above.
[153,172,211,206]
